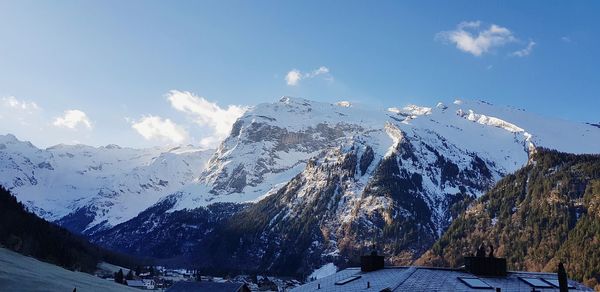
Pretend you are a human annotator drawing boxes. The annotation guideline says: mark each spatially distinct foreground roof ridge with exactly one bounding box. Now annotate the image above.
[388,266,418,291]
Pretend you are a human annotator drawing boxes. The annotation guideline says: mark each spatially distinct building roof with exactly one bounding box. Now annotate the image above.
[126,280,147,287]
[290,266,593,292]
[166,281,246,292]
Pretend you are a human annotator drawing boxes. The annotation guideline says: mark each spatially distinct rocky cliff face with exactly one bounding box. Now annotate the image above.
[186,120,502,275]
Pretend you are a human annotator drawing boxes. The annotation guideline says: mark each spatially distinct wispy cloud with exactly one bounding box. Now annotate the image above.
[166,90,247,147]
[561,36,572,43]
[0,96,43,128]
[53,110,92,130]
[512,40,536,57]
[1,96,40,113]
[131,116,188,144]
[436,21,517,56]
[285,66,332,86]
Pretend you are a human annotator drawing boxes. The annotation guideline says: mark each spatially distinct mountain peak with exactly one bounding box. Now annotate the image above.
[103,144,122,149]
[0,133,18,141]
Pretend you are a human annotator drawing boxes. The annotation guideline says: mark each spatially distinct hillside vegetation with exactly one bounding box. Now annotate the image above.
[417,149,600,289]
[0,185,143,273]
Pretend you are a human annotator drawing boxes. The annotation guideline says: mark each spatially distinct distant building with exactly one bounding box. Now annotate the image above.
[142,279,155,290]
[291,251,592,291]
[126,279,155,290]
[166,281,251,292]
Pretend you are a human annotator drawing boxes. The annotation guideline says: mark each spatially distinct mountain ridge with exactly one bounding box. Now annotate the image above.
[2,97,600,277]
[87,97,598,276]
[0,134,213,233]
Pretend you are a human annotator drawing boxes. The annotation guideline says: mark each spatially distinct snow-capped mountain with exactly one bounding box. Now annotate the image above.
[0,134,212,233]
[90,97,599,275]
[165,97,600,210]
[3,96,600,274]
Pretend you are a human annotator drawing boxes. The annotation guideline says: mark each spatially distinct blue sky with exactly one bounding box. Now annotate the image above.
[0,1,598,148]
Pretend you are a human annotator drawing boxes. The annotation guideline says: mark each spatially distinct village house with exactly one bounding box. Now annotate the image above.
[125,279,156,290]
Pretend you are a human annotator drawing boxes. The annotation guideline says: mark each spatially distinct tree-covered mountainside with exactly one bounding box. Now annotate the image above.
[0,185,143,273]
[92,194,245,261]
[417,149,600,289]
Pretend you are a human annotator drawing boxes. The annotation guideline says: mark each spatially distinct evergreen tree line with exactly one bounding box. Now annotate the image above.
[420,149,600,289]
[0,185,146,273]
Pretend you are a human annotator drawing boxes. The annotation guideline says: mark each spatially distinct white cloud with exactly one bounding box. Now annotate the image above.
[285,66,332,86]
[436,21,517,56]
[561,36,572,43]
[1,96,40,113]
[1,97,98,147]
[512,40,536,57]
[166,90,247,146]
[52,110,92,130]
[131,116,188,144]
[285,69,302,86]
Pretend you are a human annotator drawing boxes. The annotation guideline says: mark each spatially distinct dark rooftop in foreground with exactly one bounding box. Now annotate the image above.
[166,281,250,292]
[292,249,591,291]
[291,266,592,292]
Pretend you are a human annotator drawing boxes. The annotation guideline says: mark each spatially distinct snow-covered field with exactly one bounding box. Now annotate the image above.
[0,248,138,292]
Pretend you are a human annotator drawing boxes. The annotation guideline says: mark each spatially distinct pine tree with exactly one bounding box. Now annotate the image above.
[115,269,124,284]
[126,269,134,280]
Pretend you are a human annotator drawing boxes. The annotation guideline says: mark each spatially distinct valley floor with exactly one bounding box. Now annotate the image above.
[0,247,138,292]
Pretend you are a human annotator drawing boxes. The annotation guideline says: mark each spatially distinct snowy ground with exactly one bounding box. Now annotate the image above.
[307,263,337,281]
[0,248,138,292]
[96,262,130,274]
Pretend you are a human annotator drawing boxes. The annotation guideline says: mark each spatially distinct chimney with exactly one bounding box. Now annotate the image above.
[464,244,506,276]
[463,256,507,276]
[361,246,384,272]
[558,262,568,292]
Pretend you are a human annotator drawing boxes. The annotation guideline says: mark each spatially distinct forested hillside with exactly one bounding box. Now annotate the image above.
[0,185,142,273]
[417,149,600,289]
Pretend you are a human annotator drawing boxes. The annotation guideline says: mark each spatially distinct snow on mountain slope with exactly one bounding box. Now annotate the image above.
[163,98,599,275]
[2,96,599,242]
[86,97,600,274]
[452,99,600,154]
[169,97,390,209]
[168,97,599,211]
[0,134,212,233]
